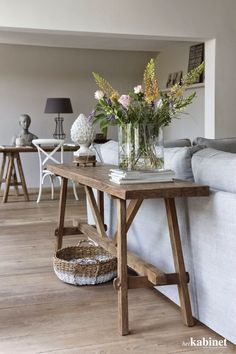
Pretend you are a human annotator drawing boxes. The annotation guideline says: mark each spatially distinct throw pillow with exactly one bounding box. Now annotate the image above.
[164,146,202,181]
[193,137,236,153]
[164,138,191,148]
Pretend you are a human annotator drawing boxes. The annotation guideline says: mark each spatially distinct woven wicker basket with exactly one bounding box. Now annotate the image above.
[53,240,117,285]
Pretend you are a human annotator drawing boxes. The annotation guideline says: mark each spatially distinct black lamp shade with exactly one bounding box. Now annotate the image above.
[44,98,73,114]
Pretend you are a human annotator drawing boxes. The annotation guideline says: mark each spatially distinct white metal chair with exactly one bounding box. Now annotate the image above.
[32,139,78,203]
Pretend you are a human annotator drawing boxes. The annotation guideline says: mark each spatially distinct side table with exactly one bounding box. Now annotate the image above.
[47,163,209,335]
[0,145,79,203]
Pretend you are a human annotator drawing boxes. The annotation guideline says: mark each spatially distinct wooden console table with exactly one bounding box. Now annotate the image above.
[47,163,209,335]
[0,145,78,203]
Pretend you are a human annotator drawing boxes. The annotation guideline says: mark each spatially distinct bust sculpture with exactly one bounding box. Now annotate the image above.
[12,114,38,146]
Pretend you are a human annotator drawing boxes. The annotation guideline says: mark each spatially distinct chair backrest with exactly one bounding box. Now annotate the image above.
[32,139,64,171]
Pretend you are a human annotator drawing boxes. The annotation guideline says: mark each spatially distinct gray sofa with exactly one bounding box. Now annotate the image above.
[87,141,236,344]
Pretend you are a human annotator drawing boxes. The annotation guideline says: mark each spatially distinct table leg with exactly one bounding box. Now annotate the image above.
[3,153,14,203]
[16,153,29,201]
[165,198,194,327]
[116,198,129,335]
[97,190,104,224]
[0,152,6,191]
[13,164,19,196]
[56,177,68,251]
[85,186,107,239]
[113,199,143,246]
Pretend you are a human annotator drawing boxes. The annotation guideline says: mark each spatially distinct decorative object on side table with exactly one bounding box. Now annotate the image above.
[44,97,73,139]
[12,114,38,146]
[109,168,175,184]
[89,59,204,171]
[70,113,96,166]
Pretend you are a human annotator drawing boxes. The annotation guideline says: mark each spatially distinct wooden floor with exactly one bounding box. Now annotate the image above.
[0,188,235,354]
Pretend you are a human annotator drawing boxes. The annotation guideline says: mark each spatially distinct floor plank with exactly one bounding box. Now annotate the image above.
[0,188,235,354]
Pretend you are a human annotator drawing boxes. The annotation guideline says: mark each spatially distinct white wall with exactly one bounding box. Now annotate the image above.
[1,0,235,138]
[156,44,204,141]
[0,43,154,187]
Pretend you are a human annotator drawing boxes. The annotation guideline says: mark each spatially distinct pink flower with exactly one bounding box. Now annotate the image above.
[118,95,130,109]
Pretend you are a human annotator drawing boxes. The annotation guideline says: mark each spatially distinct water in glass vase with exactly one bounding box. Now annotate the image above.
[118,123,164,171]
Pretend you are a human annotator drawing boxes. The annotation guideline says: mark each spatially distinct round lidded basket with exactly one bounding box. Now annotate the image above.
[53,240,117,285]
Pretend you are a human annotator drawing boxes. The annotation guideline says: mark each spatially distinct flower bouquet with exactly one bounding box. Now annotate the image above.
[90,59,204,170]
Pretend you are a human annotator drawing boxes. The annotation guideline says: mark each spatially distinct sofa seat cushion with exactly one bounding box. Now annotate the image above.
[192,148,236,193]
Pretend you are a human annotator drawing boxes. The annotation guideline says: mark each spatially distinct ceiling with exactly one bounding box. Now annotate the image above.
[0,28,196,51]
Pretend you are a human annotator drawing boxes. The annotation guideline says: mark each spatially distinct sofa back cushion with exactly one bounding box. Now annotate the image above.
[93,140,119,165]
[193,136,236,153]
[192,148,236,193]
[164,138,191,148]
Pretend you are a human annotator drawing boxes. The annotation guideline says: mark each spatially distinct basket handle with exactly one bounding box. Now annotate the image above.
[77,238,98,247]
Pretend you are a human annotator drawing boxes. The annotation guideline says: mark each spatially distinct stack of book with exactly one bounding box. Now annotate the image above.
[109,168,175,184]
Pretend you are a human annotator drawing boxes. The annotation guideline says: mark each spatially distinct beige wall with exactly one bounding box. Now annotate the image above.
[1,0,235,138]
[0,43,154,187]
[156,44,204,141]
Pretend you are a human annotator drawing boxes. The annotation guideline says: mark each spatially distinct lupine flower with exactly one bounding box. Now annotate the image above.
[118,95,131,109]
[88,109,96,122]
[107,114,116,122]
[110,91,120,102]
[94,90,104,100]
[104,97,112,106]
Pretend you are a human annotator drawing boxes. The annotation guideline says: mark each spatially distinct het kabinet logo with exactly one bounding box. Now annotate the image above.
[182,336,227,348]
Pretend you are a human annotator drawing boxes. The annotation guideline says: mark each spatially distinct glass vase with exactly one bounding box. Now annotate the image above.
[118,123,164,171]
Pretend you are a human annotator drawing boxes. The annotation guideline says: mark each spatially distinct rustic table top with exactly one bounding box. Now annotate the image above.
[47,163,209,200]
[0,145,78,153]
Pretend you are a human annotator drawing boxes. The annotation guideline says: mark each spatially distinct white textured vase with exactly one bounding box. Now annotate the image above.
[71,114,95,156]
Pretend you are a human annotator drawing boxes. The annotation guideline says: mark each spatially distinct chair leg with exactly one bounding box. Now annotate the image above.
[50,175,54,200]
[37,174,43,203]
[72,181,79,201]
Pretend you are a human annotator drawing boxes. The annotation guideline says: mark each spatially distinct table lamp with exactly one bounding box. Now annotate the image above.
[44,98,73,139]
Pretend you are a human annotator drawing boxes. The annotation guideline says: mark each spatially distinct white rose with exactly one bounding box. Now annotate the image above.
[134,85,142,94]
[94,90,104,100]
[156,99,163,109]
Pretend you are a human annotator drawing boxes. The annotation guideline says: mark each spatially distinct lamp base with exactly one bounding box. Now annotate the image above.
[53,116,66,140]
